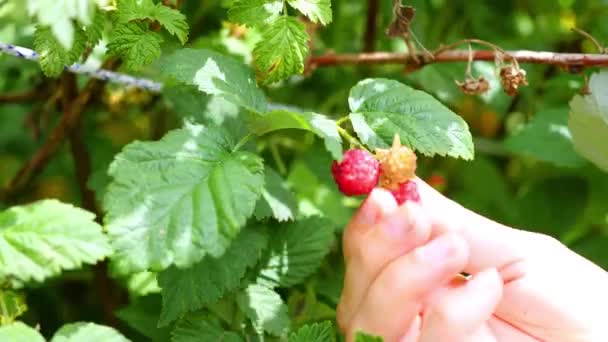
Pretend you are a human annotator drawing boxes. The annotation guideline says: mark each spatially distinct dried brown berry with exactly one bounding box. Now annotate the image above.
[455,76,490,95]
[375,135,417,190]
[500,64,528,96]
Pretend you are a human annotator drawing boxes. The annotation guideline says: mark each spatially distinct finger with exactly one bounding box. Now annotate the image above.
[343,188,398,262]
[338,201,432,330]
[418,268,503,342]
[346,233,469,342]
[415,178,534,275]
[487,316,540,341]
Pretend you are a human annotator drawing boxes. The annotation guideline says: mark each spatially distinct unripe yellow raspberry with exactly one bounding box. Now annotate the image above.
[375,135,417,190]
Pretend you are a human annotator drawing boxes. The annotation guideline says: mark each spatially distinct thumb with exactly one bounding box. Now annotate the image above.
[414,178,534,276]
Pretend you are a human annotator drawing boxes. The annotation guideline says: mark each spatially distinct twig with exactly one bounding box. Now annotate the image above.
[572,28,606,53]
[363,0,379,52]
[0,89,44,103]
[308,49,608,68]
[0,58,118,202]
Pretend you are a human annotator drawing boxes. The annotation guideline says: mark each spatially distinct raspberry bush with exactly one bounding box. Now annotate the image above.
[1,1,608,341]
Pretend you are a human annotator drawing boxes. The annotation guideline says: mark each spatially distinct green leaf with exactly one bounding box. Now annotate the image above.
[287,288,336,327]
[258,217,335,287]
[104,124,265,273]
[116,295,171,342]
[288,321,335,342]
[107,22,163,71]
[228,0,283,26]
[249,110,342,160]
[0,322,45,342]
[568,71,608,172]
[253,16,309,84]
[505,109,586,168]
[157,227,268,326]
[288,0,332,25]
[171,312,243,342]
[148,4,189,44]
[27,0,96,49]
[163,85,241,126]
[85,9,106,46]
[126,271,160,297]
[159,48,268,113]
[118,0,188,44]
[34,25,87,77]
[349,78,474,159]
[0,199,111,283]
[515,177,589,239]
[51,322,130,342]
[236,284,290,336]
[0,290,27,324]
[572,234,608,271]
[255,167,298,222]
[355,331,384,342]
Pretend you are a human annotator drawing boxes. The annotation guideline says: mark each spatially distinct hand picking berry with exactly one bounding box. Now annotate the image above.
[331,149,380,196]
[375,135,417,190]
[390,180,420,205]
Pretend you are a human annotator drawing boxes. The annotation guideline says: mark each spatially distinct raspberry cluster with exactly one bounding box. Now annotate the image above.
[331,135,419,205]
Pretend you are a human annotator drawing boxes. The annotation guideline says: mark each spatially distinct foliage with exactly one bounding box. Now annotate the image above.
[1,0,608,341]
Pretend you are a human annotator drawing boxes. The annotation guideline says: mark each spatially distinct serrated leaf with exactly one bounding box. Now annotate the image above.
[116,295,171,342]
[349,78,474,159]
[85,9,105,46]
[288,0,332,25]
[289,321,335,342]
[126,271,160,297]
[163,84,241,126]
[228,0,283,26]
[104,124,265,273]
[51,322,130,342]
[159,48,268,113]
[255,168,298,221]
[157,227,268,326]
[107,22,163,71]
[27,0,96,49]
[117,0,189,44]
[355,331,383,342]
[236,284,290,336]
[505,109,586,168]
[253,16,309,84]
[0,290,27,324]
[149,4,189,44]
[569,72,608,172]
[171,312,243,342]
[34,25,87,77]
[258,217,335,287]
[0,200,111,284]
[0,322,45,342]
[249,110,342,160]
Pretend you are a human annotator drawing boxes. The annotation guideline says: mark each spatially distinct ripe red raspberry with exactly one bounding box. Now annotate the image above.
[390,180,420,205]
[331,149,380,196]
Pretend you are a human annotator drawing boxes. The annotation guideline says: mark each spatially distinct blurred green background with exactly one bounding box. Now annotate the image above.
[1,0,608,338]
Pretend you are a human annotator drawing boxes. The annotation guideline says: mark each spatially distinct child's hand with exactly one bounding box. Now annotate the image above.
[337,179,608,341]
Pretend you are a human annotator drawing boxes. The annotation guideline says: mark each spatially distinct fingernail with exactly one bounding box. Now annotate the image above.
[357,188,397,226]
[417,234,463,263]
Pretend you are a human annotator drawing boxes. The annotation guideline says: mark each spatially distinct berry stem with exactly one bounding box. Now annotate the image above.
[270,140,288,175]
[337,126,369,152]
[233,133,253,152]
[336,115,350,126]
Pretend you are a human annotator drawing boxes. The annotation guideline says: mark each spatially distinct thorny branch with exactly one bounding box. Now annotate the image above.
[308,49,608,70]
